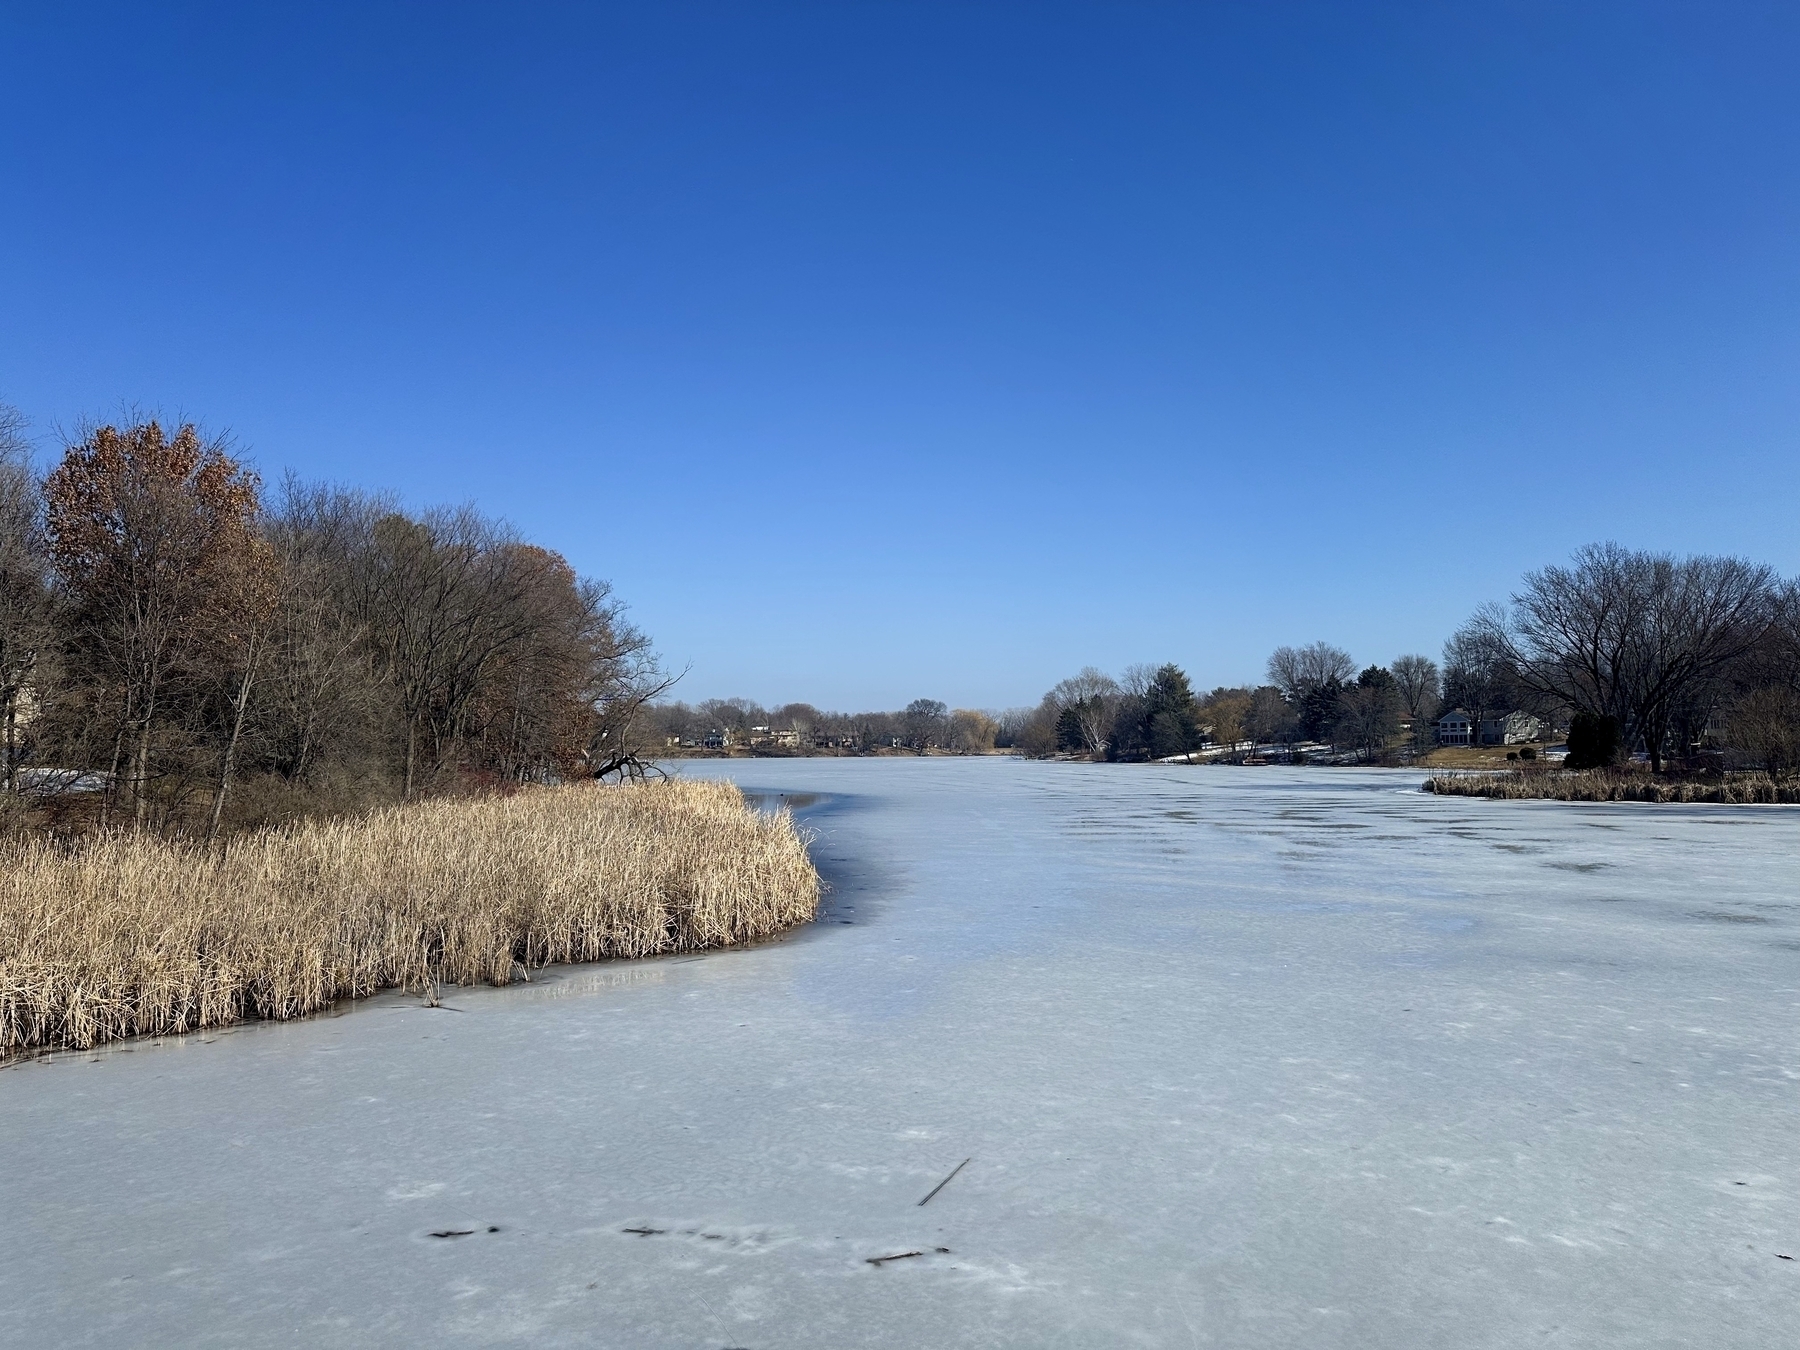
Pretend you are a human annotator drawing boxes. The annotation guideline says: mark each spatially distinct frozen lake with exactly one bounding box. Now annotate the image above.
[3,759,1796,1347]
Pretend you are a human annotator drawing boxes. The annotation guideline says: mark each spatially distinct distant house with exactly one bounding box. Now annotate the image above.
[1700,705,1730,748]
[1483,712,1542,745]
[743,725,803,749]
[1437,709,1543,746]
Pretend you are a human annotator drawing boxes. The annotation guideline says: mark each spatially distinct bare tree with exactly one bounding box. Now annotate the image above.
[260,491,389,787]
[0,405,51,795]
[1726,685,1800,779]
[346,508,582,796]
[901,698,949,751]
[1244,685,1297,748]
[203,528,280,841]
[1482,543,1775,770]
[1390,653,1441,753]
[1442,611,1521,748]
[266,482,674,795]
[1050,666,1120,757]
[1119,663,1158,698]
[575,587,673,781]
[1334,669,1402,761]
[1266,642,1355,703]
[775,702,822,742]
[1390,654,1439,721]
[1004,699,1059,757]
[992,706,1037,750]
[365,510,481,797]
[847,708,899,752]
[699,698,758,743]
[1629,553,1776,769]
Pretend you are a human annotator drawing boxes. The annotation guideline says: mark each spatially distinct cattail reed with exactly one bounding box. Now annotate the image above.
[0,779,818,1055]
[1422,770,1800,804]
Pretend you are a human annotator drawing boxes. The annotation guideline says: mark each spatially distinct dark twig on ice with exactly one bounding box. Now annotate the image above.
[917,1158,970,1207]
[865,1246,952,1267]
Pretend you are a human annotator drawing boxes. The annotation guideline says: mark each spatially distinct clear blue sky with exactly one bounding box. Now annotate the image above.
[3,3,1797,711]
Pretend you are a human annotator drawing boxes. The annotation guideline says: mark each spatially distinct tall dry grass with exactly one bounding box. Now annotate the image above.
[0,780,818,1055]
[1423,769,1800,804]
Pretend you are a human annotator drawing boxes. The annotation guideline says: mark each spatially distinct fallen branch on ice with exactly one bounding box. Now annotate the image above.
[918,1157,970,1206]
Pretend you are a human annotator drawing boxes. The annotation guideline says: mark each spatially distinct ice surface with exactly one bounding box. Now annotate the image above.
[2,760,1796,1347]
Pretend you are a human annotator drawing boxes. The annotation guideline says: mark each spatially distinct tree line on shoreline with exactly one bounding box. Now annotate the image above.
[11,404,1786,823]
[1002,653,1434,763]
[651,697,1001,755]
[672,542,1800,778]
[0,409,668,837]
[653,659,1427,764]
[1013,543,1800,774]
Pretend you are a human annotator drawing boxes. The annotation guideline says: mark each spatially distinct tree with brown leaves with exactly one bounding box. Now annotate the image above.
[44,421,265,829]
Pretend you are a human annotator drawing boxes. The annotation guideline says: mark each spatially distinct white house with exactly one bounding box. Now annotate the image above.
[1483,711,1542,745]
[1437,709,1543,746]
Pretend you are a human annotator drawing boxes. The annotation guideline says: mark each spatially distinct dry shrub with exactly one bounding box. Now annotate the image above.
[1422,769,1800,804]
[0,780,818,1055]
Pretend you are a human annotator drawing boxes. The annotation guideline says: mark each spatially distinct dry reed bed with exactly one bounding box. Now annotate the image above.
[1423,770,1800,804]
[0,780,818,1055]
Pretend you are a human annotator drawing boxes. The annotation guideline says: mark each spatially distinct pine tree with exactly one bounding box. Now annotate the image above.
[1565,713,1620,770]
[1144,664,1203,758]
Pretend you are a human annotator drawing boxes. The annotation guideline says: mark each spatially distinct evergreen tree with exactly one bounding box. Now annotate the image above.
[1356,664,1396,693]
[1055,702,1086,753]
[1565,713,1620,770]
[1298,676,1344,741]
[1144,663,1204,758]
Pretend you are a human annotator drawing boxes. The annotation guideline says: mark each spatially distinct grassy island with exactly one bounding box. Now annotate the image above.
[1423,769,1800,804]
[0,780,818,1056]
